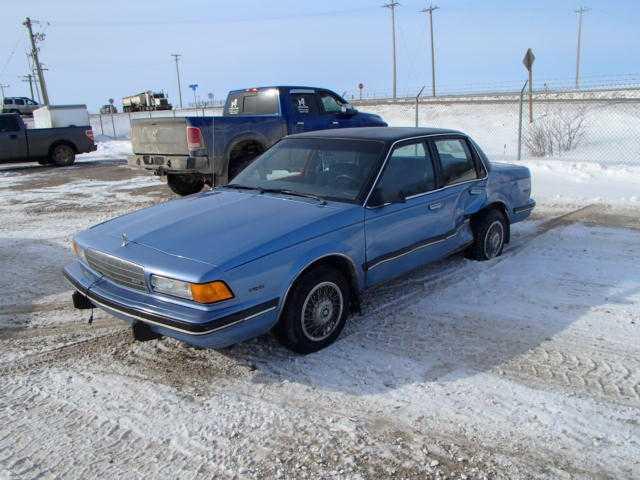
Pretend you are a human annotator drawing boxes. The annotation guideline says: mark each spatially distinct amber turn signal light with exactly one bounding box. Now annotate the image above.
[190,281,234,304]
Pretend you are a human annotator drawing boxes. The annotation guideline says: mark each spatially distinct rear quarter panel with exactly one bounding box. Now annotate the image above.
[26,126,94,157]
[187,116,287,177]
[485,163,532,222]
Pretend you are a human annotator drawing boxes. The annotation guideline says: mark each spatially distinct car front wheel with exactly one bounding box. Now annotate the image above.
[274,266,350,354]
[468,209,508,261]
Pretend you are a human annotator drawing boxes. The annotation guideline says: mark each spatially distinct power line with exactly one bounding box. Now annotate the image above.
[575,6,590,89]
[382,2,400,100]
[421,4,439,97]
[0,35,23,79]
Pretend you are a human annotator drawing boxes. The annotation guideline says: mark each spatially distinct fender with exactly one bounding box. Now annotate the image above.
[221,131,269,178]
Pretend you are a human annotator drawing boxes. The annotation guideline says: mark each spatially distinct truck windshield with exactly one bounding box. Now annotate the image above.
[228,138,384,203]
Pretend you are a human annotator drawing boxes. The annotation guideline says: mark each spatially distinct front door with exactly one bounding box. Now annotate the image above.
[364,139,451,286]
[0,115,27,161]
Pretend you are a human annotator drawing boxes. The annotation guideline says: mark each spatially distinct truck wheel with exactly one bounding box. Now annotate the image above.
[167,174,205,196]
[50,144,76,167]
[468,209,508,261]
[274,266,351,354]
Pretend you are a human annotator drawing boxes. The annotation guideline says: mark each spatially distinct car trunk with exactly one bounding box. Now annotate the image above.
[131,117,188,155]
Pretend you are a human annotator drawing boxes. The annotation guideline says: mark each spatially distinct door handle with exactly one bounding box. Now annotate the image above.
[429,202,442,210]
[469,188,484,195]
[296,121,304,126]
[331,121,339,125]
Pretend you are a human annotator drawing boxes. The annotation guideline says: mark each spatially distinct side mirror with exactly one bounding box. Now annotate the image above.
[368,188,405,207]
[340,104,357,116]
[367,188,386,208]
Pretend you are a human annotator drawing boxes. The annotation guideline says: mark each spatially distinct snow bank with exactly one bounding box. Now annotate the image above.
[76,139,132,162]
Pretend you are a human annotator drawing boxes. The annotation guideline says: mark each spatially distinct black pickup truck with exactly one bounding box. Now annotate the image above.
[0,113,96,166]
[128,86,387,195]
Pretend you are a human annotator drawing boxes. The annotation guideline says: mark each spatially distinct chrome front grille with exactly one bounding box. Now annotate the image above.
[84,249,147,291]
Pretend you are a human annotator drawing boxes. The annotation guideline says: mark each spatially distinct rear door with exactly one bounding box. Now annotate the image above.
[364,139,451,286]
[0,115,27,161]
[428,136,488,252]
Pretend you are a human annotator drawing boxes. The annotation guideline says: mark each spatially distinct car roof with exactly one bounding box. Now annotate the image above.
[286,127,464,143]
[227,86,337,94]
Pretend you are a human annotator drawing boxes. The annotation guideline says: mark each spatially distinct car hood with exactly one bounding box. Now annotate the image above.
[87,190,362,268]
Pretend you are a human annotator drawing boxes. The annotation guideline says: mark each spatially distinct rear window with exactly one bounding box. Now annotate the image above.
[0,115,20,132]
[225,89,279,116]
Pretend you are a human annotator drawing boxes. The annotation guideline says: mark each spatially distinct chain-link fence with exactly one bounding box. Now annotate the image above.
[357,88,640,166]
[89,87,640,167]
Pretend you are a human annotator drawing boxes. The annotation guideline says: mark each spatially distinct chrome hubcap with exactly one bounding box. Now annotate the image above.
[301,282,343,342]
[484,221,504,258]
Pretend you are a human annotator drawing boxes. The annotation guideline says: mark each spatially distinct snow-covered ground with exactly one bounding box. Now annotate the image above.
[1,135,639,478]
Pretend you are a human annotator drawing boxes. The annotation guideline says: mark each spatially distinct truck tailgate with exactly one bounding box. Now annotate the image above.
[131,117,188,155]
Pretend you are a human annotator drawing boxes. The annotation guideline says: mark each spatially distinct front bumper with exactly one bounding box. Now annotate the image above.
[63,261,279,348]
[127,154,209,174]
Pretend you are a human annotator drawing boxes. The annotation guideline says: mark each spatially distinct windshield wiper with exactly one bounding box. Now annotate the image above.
[259,188,327,205]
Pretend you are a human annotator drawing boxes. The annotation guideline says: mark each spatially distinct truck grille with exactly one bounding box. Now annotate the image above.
[85,249,147,291]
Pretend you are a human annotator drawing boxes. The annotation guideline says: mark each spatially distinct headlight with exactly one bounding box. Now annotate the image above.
[150,275,234,304]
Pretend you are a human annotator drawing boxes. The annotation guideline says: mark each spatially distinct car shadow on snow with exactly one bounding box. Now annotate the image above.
[0,237,73,327]
[215,220,640,395]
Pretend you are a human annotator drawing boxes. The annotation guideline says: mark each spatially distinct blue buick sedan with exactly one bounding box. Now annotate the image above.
[65,127,535,353]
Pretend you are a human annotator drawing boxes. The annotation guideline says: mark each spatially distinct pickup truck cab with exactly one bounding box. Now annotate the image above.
[128,86,387,195]
[0,113,96,166]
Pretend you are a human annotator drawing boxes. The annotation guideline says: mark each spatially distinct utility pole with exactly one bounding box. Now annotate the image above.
[574,7,589,89]
[22,74,35,99]
[421,4,439,97]
[23,17,49,105]
[0,84,8,101]
[382,2,400,99]
[171,54,183,109]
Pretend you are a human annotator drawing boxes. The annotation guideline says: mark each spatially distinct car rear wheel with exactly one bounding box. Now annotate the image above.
[274,266,350,354]
[167,174,205,196]
[468,209,508,261]
[50,144,76,166]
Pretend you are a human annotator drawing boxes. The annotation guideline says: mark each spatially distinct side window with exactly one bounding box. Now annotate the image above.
[0,116,20,132]
[290,94,319,116]
[434,139,478,186]
[318,92,344,114]
[375,142,435,199]
[26,99,37,105]
[14,99,25,106]
[3,98,12,105]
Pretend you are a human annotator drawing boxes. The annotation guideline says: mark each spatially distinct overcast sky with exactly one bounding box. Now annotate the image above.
[1,0,638,110]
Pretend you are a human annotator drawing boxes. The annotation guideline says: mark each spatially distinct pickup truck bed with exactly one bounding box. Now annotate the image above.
[0,113,96,166]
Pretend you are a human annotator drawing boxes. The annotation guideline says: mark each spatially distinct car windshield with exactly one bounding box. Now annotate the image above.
[228,138,384,202]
